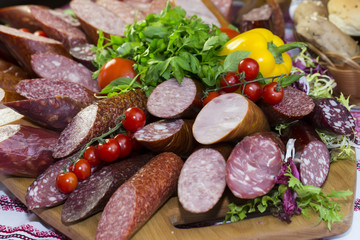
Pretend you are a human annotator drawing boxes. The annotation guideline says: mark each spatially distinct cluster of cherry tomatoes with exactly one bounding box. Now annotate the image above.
[56,107,146,194]
[202,58,284,106]
[19,28,48,38]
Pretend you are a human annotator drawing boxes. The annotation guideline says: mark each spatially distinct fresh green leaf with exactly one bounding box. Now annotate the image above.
[223,51,251,73]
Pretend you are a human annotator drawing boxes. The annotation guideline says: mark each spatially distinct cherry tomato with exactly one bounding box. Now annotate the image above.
[19,28,31,33]
[127,131,143,151]
[114,134,132,158]
[238,58,259,81]
[33,30,48,38]
[97,138,121,162]
[98,58,137,90]
[220,72,241,93]
[122,107,146,132]
[83,146,100,166]
[219,27,239,39]
[240,82,262,102]
[262,82,284,105]
[56,172,78,193]
[70,158,91,181]
[202,91,220,106]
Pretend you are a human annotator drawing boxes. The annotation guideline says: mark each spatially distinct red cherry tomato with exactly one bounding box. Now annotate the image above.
[202,91,220,106]
[238,58,259,81]
[219,27,239,39]
[127,131,143,151]
[240,82,262,102]
[114,134,132,158]
[262,82,284,105]
[122,107,146,132]
[220,72,241,93]
[70,158,91,181]
[56,172,78,193]
[19,28,31,33]
[97,138,121,162]
[33,30,48,38]
[98,58,137,90]
[83,146,100,166]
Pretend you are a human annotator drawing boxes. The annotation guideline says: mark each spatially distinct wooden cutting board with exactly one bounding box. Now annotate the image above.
[0,157,356,240]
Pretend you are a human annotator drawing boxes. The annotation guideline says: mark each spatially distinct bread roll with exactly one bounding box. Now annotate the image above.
[293,0,327,24]
[328,0,360,36]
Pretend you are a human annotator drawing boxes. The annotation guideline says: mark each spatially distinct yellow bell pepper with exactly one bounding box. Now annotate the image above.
[219,28,306,78]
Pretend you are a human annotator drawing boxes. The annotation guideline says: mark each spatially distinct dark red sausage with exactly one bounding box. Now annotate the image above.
[0,5,44,32]
[69,43,97,71]
[0,124,59,177]
[226,132,283,199]
[240,4,273,33]
[61,153,153,223]
[96,152,183,240]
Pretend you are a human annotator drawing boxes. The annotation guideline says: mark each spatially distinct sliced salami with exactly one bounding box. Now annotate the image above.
[49,9,82,29]
[307,98,356,135]
[30,53,99,92]
[226,133,283,199]
[193,93,269,145]
[134,119,195,156]
[240,4,273,33]
[147,77,203,119]
[178,148,226,213]
[0,5,44,32]
[69,43,97,71]
[0,124,59,177]
[61,153,153,223]
[53,89,147,159]
[96,152,183,240]
[16,78,96,105]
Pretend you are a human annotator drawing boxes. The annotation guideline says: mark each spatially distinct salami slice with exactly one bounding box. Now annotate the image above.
[30,6,88,49]
[30,53,99,92]
[258,86,315,127]
[96,152,183,240]
[134,119,196,156]
[281,121,330,187]
[178,148,226,213]
[193,93,270,145]
[16,78,96,105]
[240,4,273,33]
[307,98,356,135]
[49,9,82,29]
[0,124,59,177]
[0,5,44,32]
[226,133,283,199]
[69,43,97,71]
[4,96,86,131]
[53,89,147,159]
[61,153,153,223]
[147,77,203,119]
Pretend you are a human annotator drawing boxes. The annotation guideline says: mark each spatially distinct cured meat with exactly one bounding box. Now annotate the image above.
[240,4,273,33]
[70,0,126,44]
[145,0,168,15]
[16,78,96,105]
[0,124,59,177]
[193,93,269,145]
[69,43,97,71]
[0,5,44,32]
[281,121,330,187]
[266,0,285,39]
[226,133,283,199]
[0,25,70,74]
[147,77,203,119]
[0,58,30,90]
[134,119,195,156]
[307,98,356,135]
[61,153,153,223]
[30,53,99,92]
[49,9,82,29]
[30,6,88,49]
[53,89,147,159]
[96,0,146,25]
[96,152,183,240]
[178,147,227,213]
[124,0,152,12]
[4,96,86,131]
[258,86,315,127]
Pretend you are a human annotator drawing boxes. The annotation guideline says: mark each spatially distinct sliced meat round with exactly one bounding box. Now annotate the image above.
[226,133,283,199]
[147,77,203,119]
[49,9,82,28]
[240,4,273,32]
[16,78,96,105]
[193,93,269,145]
[258,86,315,127]
[96,152,183,240]
[307,98,356,135]
[178,148,226,213]
[61,153,153,223]
[31,53,99,92]
[0,124,59,177]
[134,119,196,156]
[0,5,44,32]
[69,43,97,71]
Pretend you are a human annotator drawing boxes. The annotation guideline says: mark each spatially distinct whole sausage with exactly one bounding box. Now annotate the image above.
[53,89,147,158]
[96,152,183,240]
[61,153,153,223]
[193,93,270,145]
[0,124,59,177]
[226,132,284,199]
